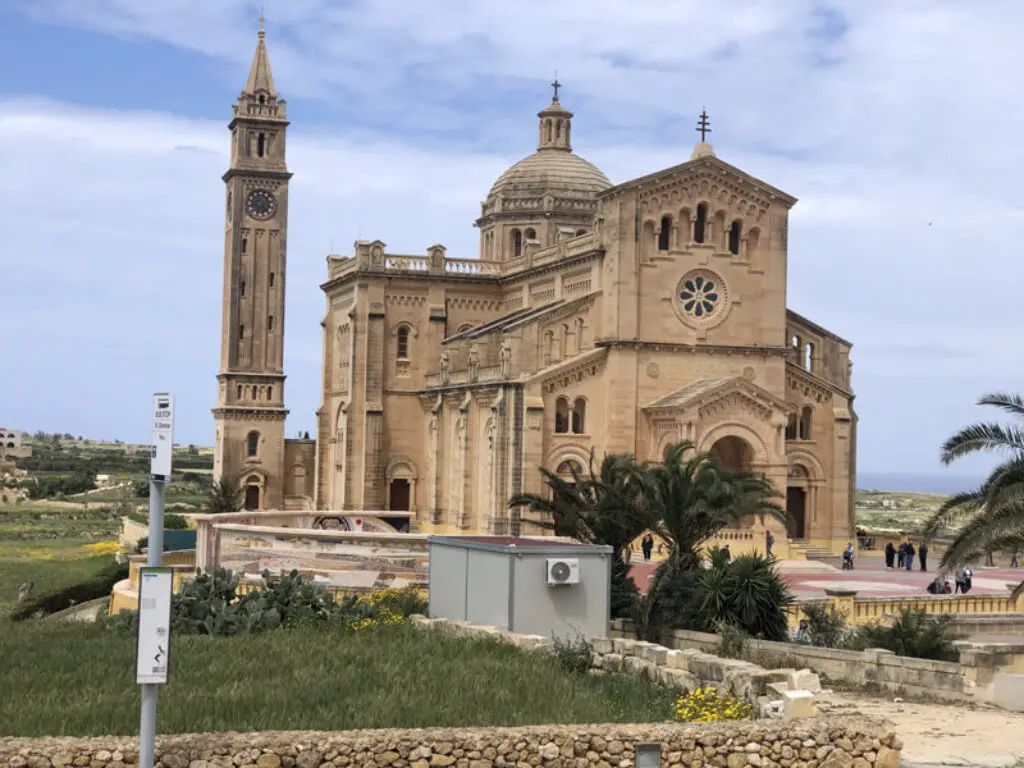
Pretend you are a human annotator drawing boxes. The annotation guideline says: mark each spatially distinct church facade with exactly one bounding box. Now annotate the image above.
[214,30,858,553]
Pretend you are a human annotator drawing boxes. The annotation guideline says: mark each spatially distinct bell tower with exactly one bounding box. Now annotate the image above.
[212,20,292,510]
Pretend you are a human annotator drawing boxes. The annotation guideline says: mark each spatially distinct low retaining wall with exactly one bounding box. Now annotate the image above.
[414,616,826,718]
[0,721,904,768]
[609,621,967,701]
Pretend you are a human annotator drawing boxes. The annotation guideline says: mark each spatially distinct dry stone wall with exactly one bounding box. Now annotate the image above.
[412,617,823,717]
[0,721,903,768]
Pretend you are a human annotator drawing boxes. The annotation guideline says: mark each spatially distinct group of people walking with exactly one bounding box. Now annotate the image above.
[884,540,928,571]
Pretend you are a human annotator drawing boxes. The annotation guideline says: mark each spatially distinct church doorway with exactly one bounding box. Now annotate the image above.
[710,435,754,471]
[786,488,807,539]
[244,484,261,510]
[388,479,411,511]
[786,465,810,540]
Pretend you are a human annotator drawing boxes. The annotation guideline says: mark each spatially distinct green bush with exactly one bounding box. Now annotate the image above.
[649,549,792,642]
[550,631,594,675]
[10,559,129,620]
[845,609,961,661]
[801,603,847,648]
[715,621,748,659]
[610,559,639,619]
[163,513,189,530]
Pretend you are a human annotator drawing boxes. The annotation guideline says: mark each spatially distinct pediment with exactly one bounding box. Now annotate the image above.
[603,152,797,214]
[645,377,791,423]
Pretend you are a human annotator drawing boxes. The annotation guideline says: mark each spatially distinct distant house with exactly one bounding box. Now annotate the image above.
[0,427,31,459]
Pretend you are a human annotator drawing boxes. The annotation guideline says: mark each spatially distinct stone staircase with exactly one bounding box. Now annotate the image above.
[801,544,844,569]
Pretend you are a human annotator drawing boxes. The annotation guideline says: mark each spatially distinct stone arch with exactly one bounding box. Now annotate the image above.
[545,446,590,478]
[785,450,825,541]
[385,457,417,513]
[698,422,770,467]
[240,469,267,511]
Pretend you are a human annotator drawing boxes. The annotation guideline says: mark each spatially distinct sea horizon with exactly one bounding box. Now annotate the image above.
[856,472,982,496]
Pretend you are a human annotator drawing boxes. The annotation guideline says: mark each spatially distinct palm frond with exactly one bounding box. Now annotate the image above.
[941,423,1024,464]
[978,392,1024,419]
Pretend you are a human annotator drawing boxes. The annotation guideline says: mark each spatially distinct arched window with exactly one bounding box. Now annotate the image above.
[554,397,570,434]
[242,237,247,253]
[258,94,265,105]
[239,324,245,340]
[240,280,246,298]
[511,229,523,258]
[694,203,708,243]
[246,431,260,458]
[555,119,562,139]
[785,412,798,441]
[267,386,273,400]
[804,342,815,372]
[267,314,274,331]
[746,227,761,260]
[791,334,801,350]
[642,219,656,258]
[257,133,265,157]
[728,220,742,255]
[237,385,243,399]
[799,406,813,440]
[572,397,586,434]
[396,326,410,359]
[658,215,672,251]
[546,120,553,143]
[556,459,583,476]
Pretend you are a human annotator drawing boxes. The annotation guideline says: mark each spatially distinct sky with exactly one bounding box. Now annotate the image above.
[1,0,1021,483]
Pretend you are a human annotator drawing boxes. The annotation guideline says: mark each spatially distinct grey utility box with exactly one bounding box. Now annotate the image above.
[427,536,612,640]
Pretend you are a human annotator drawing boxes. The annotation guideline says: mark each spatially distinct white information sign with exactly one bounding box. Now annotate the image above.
[136,568,173,685]
[151,393,174,478]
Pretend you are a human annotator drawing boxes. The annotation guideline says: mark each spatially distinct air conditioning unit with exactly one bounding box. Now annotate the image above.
[546,558,580,586]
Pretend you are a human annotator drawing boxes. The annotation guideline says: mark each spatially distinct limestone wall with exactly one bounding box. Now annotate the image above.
[608,621,967,701]
[0,721,903,768]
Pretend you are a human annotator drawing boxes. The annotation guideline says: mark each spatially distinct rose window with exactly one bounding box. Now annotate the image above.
[678,275,720,318]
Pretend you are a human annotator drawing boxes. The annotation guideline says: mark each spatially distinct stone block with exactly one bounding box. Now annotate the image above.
[612,638,639,656]
[601,653,624,673]
[658,666,699,692]
[991,673,1024,712]
[781,690,817,720]
[665,649,689,670]
[590,637,613,655]
[766,682,789,698]
[688,653,728,683]
[787,669,821,693]
[641,644,669,665]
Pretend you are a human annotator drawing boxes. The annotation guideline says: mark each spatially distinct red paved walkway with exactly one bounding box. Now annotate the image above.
[629,556,1024,600]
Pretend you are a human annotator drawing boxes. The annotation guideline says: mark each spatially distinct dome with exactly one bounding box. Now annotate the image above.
[486,150,612,202]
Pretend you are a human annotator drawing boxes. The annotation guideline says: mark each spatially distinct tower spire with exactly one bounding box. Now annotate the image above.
[244,13,277,97]
[537,79,572,152]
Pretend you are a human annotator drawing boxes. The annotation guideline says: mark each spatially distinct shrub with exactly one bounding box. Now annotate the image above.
[10,559,129,620]
[845,608,962,661]
[610,558,639,619]
[715,620,748,659]
[688,551,793,641]
[673,687,753,723]
[361,585,428,618]
[164,513,190,530]
[551,631,594,675]
[802,603,847,648]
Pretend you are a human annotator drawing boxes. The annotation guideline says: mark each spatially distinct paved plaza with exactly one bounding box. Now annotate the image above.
[629,555,1024,600]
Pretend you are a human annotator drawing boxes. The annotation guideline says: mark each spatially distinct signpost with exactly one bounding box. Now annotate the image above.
[138,393,174,768]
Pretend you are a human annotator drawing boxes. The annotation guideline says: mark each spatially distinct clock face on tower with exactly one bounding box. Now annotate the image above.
[245,189,277,220]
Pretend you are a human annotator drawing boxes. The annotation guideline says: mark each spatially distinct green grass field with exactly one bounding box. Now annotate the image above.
[0,622,675,736]
[0,541,115,617]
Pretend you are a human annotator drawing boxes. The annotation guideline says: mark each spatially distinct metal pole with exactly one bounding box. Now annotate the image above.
[139,475,166,768]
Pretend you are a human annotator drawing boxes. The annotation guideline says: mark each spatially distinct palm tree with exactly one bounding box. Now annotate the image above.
[205,473,244,515]
[635,441,787,639]
[509,452,653,619]
[508,451,652,564]
[923,392,1024,573]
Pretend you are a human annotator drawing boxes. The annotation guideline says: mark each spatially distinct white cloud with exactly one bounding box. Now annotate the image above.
[3,1,1024,476]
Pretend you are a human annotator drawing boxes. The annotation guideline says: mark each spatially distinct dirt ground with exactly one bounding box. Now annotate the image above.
[820,690,1024,766]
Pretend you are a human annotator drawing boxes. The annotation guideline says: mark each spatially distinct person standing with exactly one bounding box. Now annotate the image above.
[904,540,915,571]
[919,541,929,571]
[954,565,967,594]
[885,541,896,569]
[897,542,906,569]
[641,533,653,561]
[1013,549,1019,568]
[765,530,775,557]
[723,544,732,562]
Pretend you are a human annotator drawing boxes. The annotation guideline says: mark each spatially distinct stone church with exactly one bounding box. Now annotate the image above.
[213,28,857,553]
